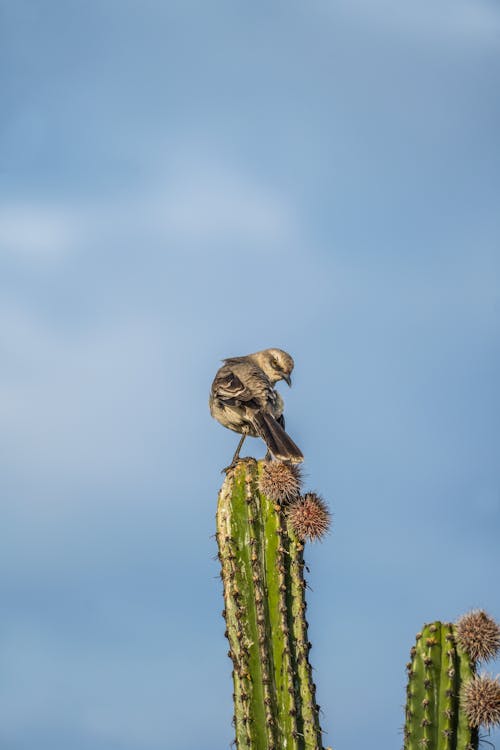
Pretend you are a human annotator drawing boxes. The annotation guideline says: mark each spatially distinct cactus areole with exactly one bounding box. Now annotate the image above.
[216,459,324,750]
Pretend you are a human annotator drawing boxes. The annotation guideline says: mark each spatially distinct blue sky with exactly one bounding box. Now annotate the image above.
[1,1,499,748]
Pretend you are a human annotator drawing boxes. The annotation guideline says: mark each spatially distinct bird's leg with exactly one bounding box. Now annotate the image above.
[222,434,247,473]
[232,433,246,463]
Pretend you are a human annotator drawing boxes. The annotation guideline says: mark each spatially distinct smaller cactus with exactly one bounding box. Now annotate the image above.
[403,613,500,750]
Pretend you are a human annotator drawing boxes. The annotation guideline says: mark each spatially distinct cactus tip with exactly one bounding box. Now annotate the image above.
[287,492,331,542]
[455,609,500,662]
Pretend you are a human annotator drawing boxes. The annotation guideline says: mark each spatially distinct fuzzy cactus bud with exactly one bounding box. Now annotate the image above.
[259,460,302,503]
[462,674,500,729]
[455,610,500,663]
[287,492,331,542]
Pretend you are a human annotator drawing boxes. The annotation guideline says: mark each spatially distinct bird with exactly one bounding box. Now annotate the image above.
[209,348,304,469]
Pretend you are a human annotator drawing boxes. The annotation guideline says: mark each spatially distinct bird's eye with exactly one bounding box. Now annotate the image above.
[271,358,280,369]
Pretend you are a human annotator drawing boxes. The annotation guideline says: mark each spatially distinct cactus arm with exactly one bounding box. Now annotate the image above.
[404,621,481,750]
[217,467,253,748]
[260,471,300,748]
[405,631,424,750]
[424,623,443,749]
[405,623,455,750]
[405,626,440,750]
[244,469,278,748]
[454,637,478,750]
[288,532,323,748]
[437,623,458,750]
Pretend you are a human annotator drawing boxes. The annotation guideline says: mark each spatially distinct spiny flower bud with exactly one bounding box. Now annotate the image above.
[287,492,331,542]
[462,674,500,728]
[259,461,302,503]
[455,610,500,662]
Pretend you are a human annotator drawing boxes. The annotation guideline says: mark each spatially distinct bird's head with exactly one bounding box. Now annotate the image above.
[251,348,295,386]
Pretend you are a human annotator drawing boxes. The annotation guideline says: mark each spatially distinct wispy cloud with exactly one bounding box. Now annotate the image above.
[0,159,299,267]
[155,160,297,247]
[0,204,79,261]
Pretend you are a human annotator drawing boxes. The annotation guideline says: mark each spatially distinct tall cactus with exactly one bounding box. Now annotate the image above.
[216,458,326,750]
[403,614,500,750]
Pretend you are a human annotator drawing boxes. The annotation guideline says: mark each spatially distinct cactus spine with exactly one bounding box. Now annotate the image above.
[216,459,323,750]
[404,621,478,750]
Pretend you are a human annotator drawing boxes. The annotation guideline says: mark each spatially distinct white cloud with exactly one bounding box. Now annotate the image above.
[0,160,299,265]
[0,204,79,260]
[156,163,296,246]
[83,158,299,253]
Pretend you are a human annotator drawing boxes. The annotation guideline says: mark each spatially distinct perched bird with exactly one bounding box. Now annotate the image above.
[209,348,304,468]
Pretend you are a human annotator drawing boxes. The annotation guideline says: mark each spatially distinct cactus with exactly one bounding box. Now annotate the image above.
[216,458,325,750]
[403,614,500,750]
[403,621,477,750]
[214,456,500,750]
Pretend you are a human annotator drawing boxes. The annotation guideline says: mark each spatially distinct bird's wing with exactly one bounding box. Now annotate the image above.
[211,362,270,408]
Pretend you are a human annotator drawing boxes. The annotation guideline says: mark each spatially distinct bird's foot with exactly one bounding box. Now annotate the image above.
[221,460,239,474]
[221,456,256,474]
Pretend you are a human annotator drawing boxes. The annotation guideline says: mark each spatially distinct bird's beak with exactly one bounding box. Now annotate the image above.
[283,373,292,387]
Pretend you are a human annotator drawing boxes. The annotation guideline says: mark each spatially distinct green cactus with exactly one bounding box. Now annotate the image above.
[216,458,324,750]
[215,457,500,750]
[403,621,478,750]
[404,612,500,750]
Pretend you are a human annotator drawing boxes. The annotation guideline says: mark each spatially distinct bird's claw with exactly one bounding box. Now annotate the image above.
[221,456,256,474]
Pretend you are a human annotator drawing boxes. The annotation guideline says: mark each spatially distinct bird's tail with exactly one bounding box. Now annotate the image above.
[252,410,304,463]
